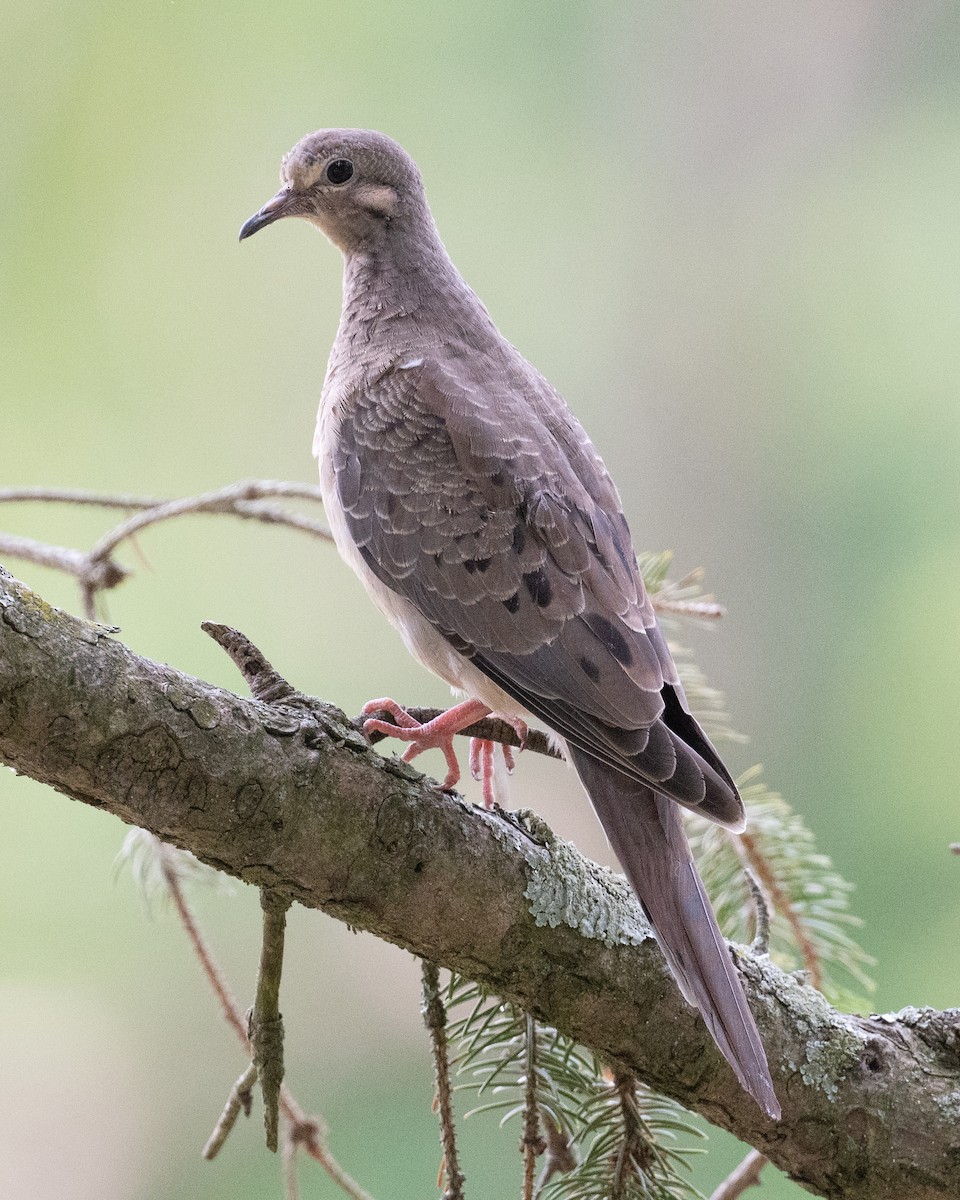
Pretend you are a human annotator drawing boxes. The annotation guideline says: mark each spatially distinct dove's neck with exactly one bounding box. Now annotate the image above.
[338,216,499,356]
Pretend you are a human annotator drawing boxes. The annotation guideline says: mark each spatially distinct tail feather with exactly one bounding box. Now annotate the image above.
[570,747,780,1120]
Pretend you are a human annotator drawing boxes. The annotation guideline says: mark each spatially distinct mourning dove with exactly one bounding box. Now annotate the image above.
[240,128,780,1120]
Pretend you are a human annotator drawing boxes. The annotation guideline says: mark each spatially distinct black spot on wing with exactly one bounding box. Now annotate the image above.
[579,656,601,684]
[585,613,633,666]
[612,512,636,572]
[503,592,521,614]
[523,568,552,608]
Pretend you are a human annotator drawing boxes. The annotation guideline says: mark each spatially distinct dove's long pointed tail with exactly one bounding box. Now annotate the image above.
[570,748,780,1120]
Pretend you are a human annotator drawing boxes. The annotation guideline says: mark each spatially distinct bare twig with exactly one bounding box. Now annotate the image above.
[203,1062,258,1160]
[158,843,375,1200]
[0,532,128,590]
[422,960,465,1200]
[201,621,299,704]
[160,844,248,1045]
[731,830,823,991]
[0,481,325,509]
[252,889,291,1152]
[87,484,333,564]
[521,1012,544,1200]
[282,1128,301,1200]
[744,865,771,956]
[709,1148,768,1200]
[1,479,728,634]
[0,480,330,620]
[86,481,329,563]
[0,486,167,508]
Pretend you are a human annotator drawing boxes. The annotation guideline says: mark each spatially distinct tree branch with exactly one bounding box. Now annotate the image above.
[0,567,958,1200]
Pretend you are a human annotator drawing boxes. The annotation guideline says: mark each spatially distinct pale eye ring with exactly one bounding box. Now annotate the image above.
[326,159,354,185]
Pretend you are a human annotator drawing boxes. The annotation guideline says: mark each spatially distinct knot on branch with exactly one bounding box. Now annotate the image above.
[83,555,129,592]
[289,1112,326,1149]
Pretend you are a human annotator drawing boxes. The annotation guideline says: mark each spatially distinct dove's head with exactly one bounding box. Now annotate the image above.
[239,128,427,254]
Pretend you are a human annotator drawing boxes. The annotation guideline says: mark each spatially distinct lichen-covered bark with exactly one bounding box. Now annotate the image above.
[0,567,957,1200]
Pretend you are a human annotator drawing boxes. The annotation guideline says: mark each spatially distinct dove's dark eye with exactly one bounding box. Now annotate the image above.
[326,159,354,185]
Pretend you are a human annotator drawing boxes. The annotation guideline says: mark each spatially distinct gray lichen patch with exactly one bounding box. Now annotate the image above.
[882,1004,942,1027]
[164,682,201,712]
[162,683,223,730]
[776,970,869,1100]
[0,577,64,637]
[2,600,44,637]
[187,698,220,730]
[523,828,651,949]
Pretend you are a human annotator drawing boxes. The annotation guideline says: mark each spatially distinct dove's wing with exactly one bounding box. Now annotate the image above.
[333,355,742,828]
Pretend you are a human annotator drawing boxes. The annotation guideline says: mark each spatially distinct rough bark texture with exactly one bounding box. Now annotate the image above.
[0,567,957,1200]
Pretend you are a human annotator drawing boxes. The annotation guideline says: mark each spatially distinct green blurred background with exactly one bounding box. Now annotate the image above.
[2,3,958,1197]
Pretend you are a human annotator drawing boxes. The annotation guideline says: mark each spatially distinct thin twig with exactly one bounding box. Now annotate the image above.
[160,844,248,1045]
[731,830,823,991]
[422,960,465,1200]
[0,480,331,620]
[252,889,291,1152]
[708,1148,768,1200]
[0,481,324,508]
[743,865,771,955]
[86,481,330,564]
[0,532,128,589]
[203,1062,258,1160]
[158,842,375,1200]
[201,621,299,704]
[521,1012,544,1200]
[0,486,165,508]
[282,1128,301,1200]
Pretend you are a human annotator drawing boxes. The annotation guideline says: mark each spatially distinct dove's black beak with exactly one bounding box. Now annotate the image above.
[239,189,298,242]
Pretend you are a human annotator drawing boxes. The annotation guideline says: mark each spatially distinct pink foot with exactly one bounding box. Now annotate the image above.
[468,714,529,810]
[361,697,491,790]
